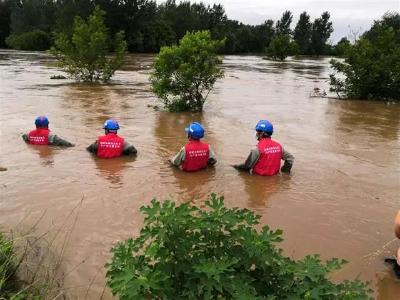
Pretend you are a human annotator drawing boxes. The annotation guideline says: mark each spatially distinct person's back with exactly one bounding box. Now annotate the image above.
[97,133,125,159]
[253,137,283,176]
[87,119,137,159]
[22,116,74,147]
[27,128,50,145]
[233,120,293,175]
[182,139,210,172]
[170,122,216,172]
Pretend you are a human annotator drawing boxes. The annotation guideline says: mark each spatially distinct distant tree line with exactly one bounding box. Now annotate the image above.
[0,0,338,55]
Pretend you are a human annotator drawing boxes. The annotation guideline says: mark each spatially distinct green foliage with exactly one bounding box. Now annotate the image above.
[50,6,127,82]
[0,232,17,295]
[150,30,224,112]
[310,12,333,55]
[5,30,51,51]
[294,11,312,54]
[334,37,351,57]
[266,34,298,60]
[0,0,12,48]
[276,10,293,35]
[330,13,400,101]
[0,0,338,54]
[106,194,372,299]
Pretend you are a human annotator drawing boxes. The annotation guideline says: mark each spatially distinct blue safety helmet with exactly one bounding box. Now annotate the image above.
[103,119,120,131]
[255,120,273,135]
[185,122,205,139]
[35,115,49,127]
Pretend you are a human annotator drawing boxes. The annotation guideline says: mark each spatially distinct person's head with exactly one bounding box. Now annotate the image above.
[255,120,273,140]
[103,119,120,134]
[185,122,204,140]
[35,116,49,129]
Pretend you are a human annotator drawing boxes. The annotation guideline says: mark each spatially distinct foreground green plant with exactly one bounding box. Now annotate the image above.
[106,194,372,299]
[50,6,127,82]
[150,30,224,112]
[329,12,400,101]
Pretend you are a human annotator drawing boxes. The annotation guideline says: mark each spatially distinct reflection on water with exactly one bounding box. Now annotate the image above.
[238,172,290,209]
[29,145,56,167]
[93,156,136,188]
[0,50,399,299]
[376,274,400,299]
[333,100,400,141]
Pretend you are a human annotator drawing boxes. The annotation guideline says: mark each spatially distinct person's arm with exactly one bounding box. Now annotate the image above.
[170,147,185,167]
[281,148,294,173]
[208,146,217,166]
[233,149,260,172]
[86,141,98,153]
[49,135,74,147]
[122,141,137,156]
[22,133,29,143]
[395,211,400,239]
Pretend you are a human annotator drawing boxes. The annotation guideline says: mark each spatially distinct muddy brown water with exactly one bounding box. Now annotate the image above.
[0,50,399,299]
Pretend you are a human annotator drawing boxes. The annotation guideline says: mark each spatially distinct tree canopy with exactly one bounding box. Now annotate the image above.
[330,12,400,101]
[1,0,335,55]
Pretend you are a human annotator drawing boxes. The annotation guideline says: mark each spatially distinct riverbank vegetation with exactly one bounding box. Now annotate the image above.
[330,12,400,101]
[1,0,335,55]
[106,194,372,299]
[50,6,127,82]
[0,231,64,299]
[151,30,224,112]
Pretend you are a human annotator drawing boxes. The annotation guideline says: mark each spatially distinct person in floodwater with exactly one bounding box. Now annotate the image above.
[22,116,74,147]
[87,119,137,159]
[385,210,400,279]
[233,120,294,175]
[170,122,216,172]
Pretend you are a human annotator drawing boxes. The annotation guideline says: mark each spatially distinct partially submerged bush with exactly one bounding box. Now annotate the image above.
[150,30,224,112]
[50,6,127,82]
[5,30,51,51]
[106,194,372,299]
[265,34,298,60]
[330,12,400,101]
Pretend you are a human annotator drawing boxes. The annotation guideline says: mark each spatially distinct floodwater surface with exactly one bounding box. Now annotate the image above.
[0,50,399,299]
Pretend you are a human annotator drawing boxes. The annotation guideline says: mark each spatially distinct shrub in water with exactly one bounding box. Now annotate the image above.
[329,12,400,101]
[50,6,127,82]
[106,194,372,299]
[150,31,224,112]
[5,30,51,51]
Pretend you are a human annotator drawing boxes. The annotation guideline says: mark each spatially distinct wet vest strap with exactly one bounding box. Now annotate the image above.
[28,128,50,145]
[253,138,282,176]
[97,134,124,159]
[182,140,209,172]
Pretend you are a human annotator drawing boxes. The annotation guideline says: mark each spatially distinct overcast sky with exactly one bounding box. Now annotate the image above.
[157,0,399,43]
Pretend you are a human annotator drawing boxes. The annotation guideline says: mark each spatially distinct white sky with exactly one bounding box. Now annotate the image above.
[156,0,400,43]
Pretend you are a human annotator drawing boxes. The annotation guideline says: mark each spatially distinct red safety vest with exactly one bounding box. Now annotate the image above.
[28,128,49,145]
[97,133,124,159]
[182,140,209,172]
[253,138,283,176]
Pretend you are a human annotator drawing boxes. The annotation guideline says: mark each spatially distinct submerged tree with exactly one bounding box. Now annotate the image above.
[50,6,127,82]
[106,194,372,299]
[150,30,224,112]
[330,12,400,101]
[266,34,297,60]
